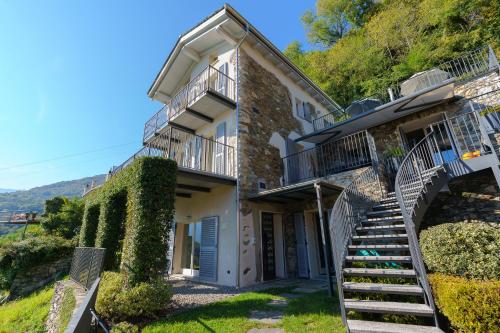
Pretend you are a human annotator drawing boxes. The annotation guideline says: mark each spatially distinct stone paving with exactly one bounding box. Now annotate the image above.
[166,274,328,315]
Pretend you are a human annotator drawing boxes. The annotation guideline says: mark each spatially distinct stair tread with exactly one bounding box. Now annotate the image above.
[343,268,416,277]
[348,244,409,250]
[352,234,408,239]
[343,282,423,295]
[362,216,404,223]
[347,320,444,333]
[373,202,400,209]
[345,255,412,262]
[344,299,434,316]
[367,209,402,216]
[357,224,406,231]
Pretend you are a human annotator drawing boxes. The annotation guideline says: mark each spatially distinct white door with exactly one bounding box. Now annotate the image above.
[215,122,226,174]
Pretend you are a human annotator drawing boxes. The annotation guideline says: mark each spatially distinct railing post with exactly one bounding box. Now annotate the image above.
[366,131,384,198]
[488,45,499,72]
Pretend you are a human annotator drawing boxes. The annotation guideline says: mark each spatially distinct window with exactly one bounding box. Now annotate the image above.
[295,98,314,122]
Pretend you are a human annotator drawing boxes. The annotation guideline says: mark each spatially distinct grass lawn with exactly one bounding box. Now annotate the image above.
[142,287,344,333]
[0,284,54,333]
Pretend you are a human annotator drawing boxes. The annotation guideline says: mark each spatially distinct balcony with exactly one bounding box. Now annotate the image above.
[282,131,373,186]
[311,45,499,133]
[111,125,236,197]
[144,65,236,142]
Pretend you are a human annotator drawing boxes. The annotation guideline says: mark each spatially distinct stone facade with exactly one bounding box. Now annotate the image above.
[9,256,72,299]
[237,50,304,197]
[420,169,500,230]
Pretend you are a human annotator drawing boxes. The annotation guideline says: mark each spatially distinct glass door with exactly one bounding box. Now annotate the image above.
[181,222,202,276]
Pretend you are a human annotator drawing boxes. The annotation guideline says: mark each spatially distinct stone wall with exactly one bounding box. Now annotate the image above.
[420,169,500,231]
[237,50,304,197]
[9,256,72,299]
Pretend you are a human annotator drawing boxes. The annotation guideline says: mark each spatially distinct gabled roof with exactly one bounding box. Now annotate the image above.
[147,4,342,113]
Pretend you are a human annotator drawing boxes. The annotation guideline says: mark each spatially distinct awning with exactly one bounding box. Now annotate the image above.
[297,79,456,144]
[248,180,342,204]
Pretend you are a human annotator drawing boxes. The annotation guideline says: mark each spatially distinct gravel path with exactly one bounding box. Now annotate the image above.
[165,275,328,315]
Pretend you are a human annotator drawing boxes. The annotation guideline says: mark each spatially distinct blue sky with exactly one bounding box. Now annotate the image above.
[0,1,315,190]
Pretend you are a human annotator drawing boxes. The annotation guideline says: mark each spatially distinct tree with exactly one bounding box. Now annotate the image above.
[302,0,377,47]
[41,197,84,239]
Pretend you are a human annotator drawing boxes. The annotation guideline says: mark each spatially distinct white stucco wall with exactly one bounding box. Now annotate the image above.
[174,185,238,286]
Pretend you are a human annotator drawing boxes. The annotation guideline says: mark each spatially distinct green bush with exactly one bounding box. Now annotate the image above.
[429,273,500,332]
[81,157,176,286]
[420,222,500,279]
[0,235,75,289]
[96,272,171,323]
[111,322,139,333]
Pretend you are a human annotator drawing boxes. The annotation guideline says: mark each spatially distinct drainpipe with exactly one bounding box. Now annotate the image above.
[235,23,249,289]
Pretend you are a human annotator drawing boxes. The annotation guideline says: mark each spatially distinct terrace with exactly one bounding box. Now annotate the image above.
[310,45,499,135]
[111,125,236,198]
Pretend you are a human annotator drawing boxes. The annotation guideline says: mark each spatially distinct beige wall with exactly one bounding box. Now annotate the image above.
[174,185,238,286]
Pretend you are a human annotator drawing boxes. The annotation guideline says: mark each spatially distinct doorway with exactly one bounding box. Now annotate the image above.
[180,222,202,277]
[261,212,276,281]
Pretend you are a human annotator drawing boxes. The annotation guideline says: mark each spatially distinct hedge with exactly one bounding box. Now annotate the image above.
[429,273,500,332]
[0,235,75,289]
[95,191,127,270]
[80,157,177,286]
[420,222,500,279]
[79,204,100,247]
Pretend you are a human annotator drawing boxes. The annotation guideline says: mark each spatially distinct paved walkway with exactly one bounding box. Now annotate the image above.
[166,274,329,314]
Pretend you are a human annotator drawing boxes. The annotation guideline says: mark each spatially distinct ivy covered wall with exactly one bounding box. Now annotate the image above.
[79,157,177,286]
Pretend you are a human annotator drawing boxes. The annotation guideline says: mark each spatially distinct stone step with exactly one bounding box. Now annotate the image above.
[343,282,423,295]
[352,234,408,242]
[356,224,406,232]
[347,244,410,251]
[344,299,435,317]
[347,320,444,333]
[345,256,412,263]
[343,268,416,278]
[367,209,402,217]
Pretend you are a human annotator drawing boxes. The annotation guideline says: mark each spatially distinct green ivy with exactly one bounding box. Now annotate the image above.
[80,157,177,286]
[79,204,100,247]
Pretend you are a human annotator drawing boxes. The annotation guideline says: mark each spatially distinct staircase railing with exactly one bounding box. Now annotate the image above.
[394,131,444,326]
[329,167,383,326]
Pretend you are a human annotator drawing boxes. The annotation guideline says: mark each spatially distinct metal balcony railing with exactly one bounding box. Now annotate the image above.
[143,65,236,142]
[112,126,236,178]
[282,130,372,186]
[313,45,499,132]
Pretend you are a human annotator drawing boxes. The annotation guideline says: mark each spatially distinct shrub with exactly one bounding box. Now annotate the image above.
[420,222,500,279]
[79,204,100,247]
[96,272,172,322]
[429,273,500,332]
[111,322,139,333]
[0,235,75,289]
[41,197,84,239]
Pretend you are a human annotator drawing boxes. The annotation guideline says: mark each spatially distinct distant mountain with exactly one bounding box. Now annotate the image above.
[0,174,106,213]
[0,189,17,194]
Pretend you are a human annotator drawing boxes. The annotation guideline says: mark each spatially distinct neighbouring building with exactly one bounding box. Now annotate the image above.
[84,4,499,332]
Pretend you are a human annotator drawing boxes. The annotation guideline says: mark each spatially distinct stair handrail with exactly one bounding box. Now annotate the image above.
[394,130,444,327]
[329,166,383,326]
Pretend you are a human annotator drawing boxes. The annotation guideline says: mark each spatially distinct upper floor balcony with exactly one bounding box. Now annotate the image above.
[144,65,236,143]
[310,45,499,134]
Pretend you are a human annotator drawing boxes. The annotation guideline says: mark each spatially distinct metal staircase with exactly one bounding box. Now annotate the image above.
[330,132,449,332]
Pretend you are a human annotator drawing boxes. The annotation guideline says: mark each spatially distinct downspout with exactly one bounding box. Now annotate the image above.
[235,23,249,289]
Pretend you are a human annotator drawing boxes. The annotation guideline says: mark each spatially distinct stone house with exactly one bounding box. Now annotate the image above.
[89,4,499,332]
